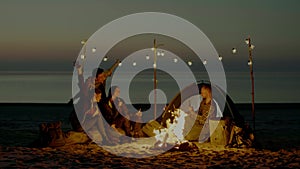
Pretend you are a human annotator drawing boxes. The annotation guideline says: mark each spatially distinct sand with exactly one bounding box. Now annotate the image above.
[1,140,299,168]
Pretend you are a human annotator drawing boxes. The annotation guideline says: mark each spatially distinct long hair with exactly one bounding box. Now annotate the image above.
[92,68,104,77]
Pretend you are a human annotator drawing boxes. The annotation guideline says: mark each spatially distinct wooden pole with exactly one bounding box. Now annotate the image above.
[153,39,157,120]
[248,37,255,132]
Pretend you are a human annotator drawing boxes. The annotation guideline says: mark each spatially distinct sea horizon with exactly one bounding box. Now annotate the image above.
[1,71,300,104]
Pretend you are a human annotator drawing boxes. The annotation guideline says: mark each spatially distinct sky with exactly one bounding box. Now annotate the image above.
[0,0,300,103]
[0,0,299,72]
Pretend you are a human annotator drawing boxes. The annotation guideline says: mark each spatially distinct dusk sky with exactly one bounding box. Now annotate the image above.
[1,0,299,72]
[0,0,300,103]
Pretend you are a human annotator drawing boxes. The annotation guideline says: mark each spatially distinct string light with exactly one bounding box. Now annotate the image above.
[133,61,137,66]
[173,58,178,63]
[103,56,108,62]
[92,48,96,53]
[146,55,150,60]
[218,55,223,61]
[80,40,86,45]
[245,39,250,45]
[118,62,122,66]
[248,60,252,66]
[188,61,192,66]
[203,60,207,65]
[152,79,158,83]
[232,48,237,54]
[80,39,87,60]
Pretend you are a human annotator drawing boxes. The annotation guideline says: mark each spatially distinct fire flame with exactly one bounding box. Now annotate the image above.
[154,109,188,146]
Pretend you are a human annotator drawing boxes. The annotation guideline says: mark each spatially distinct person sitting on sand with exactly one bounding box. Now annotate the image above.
[107,86,143,137]
[188,84,217,142]
[107,86,131,136]
[81,89,120,144]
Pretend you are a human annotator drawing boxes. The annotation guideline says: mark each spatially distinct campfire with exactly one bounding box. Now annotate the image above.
[152,109,196,151]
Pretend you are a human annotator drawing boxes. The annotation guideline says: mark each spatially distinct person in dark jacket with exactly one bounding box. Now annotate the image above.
[107,86,132,136]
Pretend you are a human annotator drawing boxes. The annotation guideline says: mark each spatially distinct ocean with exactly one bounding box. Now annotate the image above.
[0,103,299,150]
[0,71,300,103]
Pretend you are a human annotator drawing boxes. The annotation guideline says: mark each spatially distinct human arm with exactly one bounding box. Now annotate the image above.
[187,105,198,120]
[117,98,130,119]
[72,62,84,100]
[103,59,120,78]
[74,62,84,88]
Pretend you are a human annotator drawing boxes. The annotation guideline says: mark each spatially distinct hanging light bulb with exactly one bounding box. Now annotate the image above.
[232,48,237,54]
[173,58,178,63]
[250,45,255,50]
[161,51,165,56]
[80,40,86,45]
[203,60,207,65]
[157,51,161,56]
[218,55,223,61]
[133,61,137,66]
[245,39,250,45]
[188,61,192,66]
[151,47,155,51]
[146,55,150,60]
[103,56,108,62]
[248,60,252,66]
[153,63,157,68]
[152,79,158,83]
[92,48,96,53]
[80,54,85,60]
[118,62,122,66]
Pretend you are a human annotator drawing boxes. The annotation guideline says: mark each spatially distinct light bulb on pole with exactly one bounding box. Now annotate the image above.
[245,39,250,45]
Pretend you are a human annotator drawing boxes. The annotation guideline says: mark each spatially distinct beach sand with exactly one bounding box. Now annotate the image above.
[1,140,300,168]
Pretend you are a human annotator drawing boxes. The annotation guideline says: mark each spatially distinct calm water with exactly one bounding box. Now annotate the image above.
[0,104,299,149]
[0,71,299,103]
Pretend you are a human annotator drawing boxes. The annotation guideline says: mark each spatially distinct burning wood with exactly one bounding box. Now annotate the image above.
[153,109,192,150]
